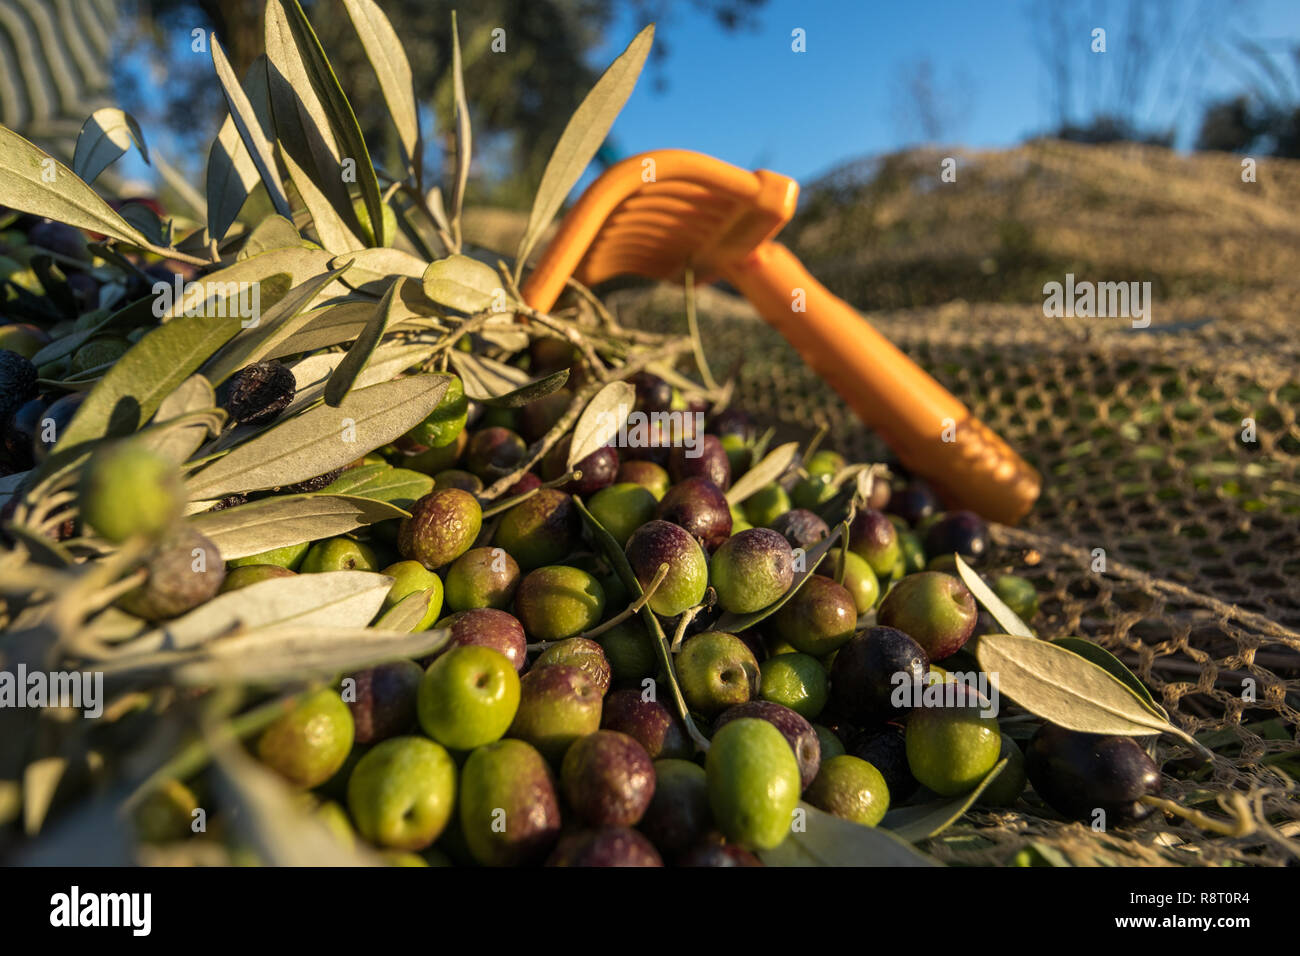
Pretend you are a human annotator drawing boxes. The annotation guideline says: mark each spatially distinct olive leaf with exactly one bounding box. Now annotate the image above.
[374,589,436,632]
[725,441,800,506]
[324,277,402,406]
[0,125,149,247]
[206,111,261,245]
[321,464,432,509]
[574,496,708,751]
[191,494,409,561]
[568,381,634,470]
[954,554,1035,638]
[137,408,227,466]
[176,623,450,685]
[210,741,384,866]
[122,570,395,654]
[72,108,149,186]
[759,803,941,867]
[342,0,421,177]
[975,633,1211,757]
[483,368,570,409]
[448,10,470,237]
[202,260,354,385]
[38,310,248,479]
[332,247,428,294]
[185,375,450,498]
[1051,637,1169,721]
[210,41,291,226]
[422,254,502,314]
[880,758,1008,842]
[713,521,845,632]
[275,0,386,247]
[238,214,306,260]
[514,23,655,274]
[159,246,344,321]
[263,3,363,252]
[448,350,527,400]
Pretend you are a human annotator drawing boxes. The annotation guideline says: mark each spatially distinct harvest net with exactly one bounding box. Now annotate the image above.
[608,236,1300,865]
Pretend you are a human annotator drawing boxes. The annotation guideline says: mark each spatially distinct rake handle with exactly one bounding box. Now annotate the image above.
[721,241,1041,525]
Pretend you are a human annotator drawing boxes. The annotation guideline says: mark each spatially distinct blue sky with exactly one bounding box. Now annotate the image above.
[591,0,1300,184]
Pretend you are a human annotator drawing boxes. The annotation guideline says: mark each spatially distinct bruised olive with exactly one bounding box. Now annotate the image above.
[443,608,528,672]
[887,479,939,526]
[533,637,612,696]
[655,476,731,552]
[398,489,482,570]
[561,730,656,827]
[546,827,663,867]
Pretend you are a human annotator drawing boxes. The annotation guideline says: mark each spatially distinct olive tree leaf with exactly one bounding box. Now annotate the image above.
[138,409,227,466]
[880,758,1008,842]
[714,521,846,632]
[725,441,800,506]
[201,260,353,384]
[514,23,654,274]
[482,368,569,409]
[38,311,247,478]
[72,108,149,186]
[954,554,1035,638]
[238,214,307,259]
[1051,637,1169,722]
[321,465,432,510]
[263,6,363,252]
[324,276,401,406]
[374,589,436,632]
[122,570,395,655]
[267,0,386,247]
[422,254,502,314]
[342,0,420,177]
[191,493,409,560]
[568,381,634,471]
[975,633,1211,758]
[332,247,428,294]
[574,496,708,751]
[176,623,450,685]
[447,350,529,401]
[209,49,290,237]
[158,246,343,321]
[0,125,149,247]
[209,740,384,866]
[759,803,941,867]
[448,10,470,237]
[185,375,450,498]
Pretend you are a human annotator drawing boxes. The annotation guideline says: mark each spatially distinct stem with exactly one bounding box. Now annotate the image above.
[1140,793,1256,838]
[579,563,670,641]
[479,470,580,516]
[670,602,703,653]
[683,267,718,391]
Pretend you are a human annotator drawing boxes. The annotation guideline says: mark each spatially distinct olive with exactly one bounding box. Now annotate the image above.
[668,434,731,490]
[876,571,978,661]
[600,688,691,759]
[829,626,929,727]
[768,575,857,656]
[541,438,620,496]
[923,510,990,566]
[847,509,902,578]
[443,608,528,672]
[741,482,790,527]
[675,631,761,717]
[887,479,939,526]
[768,508,830,550]
[616,459,671,500]
[464,426,527,481]
[514,566,605,642]
[1024,724,1161,826]
[629,371,672,412]
[655,476,732,553]
[709,527,794,614]
[713,699,821,792]
[533,637,612,696]
[848,725,917,802]
[624,519,708,616]
[398,488,482,570]
[444,546,521,611]
[587,482,657,547]
[493,488,580,570]
[815,547,880,614]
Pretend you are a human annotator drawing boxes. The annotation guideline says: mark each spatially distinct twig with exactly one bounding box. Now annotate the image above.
[578,564,671,641]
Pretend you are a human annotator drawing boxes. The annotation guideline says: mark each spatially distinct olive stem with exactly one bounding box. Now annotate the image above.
[479,470,580,517]
[577,563,671,642]
[1140,792,1256,838]
[669,602,703,654]
[682,267,718,392]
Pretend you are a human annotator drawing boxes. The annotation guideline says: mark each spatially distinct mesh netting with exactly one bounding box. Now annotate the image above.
[609,277,1300,866]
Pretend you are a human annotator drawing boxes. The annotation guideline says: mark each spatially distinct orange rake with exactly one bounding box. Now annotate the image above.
[520,149,1041,524]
